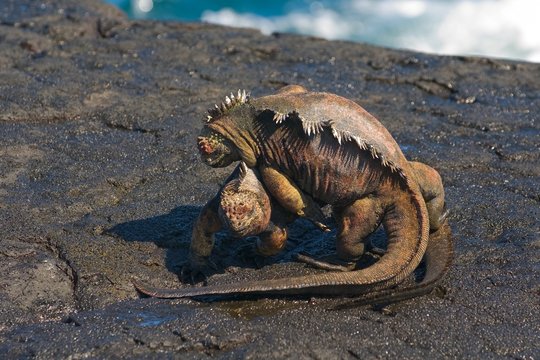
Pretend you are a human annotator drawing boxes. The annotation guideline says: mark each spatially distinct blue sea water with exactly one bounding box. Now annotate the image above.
[106,0,539,62]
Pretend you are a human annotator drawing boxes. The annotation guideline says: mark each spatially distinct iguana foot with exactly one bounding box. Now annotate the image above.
[181,256,218,284]
[295,253,356,272]
[256,222,289,256]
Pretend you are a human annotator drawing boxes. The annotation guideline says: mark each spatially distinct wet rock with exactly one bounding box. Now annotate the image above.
[0,0,538,358]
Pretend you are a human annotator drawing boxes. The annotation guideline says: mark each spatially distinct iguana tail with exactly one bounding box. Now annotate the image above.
[133,186,430,299]
[332,221,453,309]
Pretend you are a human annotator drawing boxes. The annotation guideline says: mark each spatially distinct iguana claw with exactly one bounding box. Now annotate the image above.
[313,221,331,232]
[297,209,329,232]
[181,256,217,285]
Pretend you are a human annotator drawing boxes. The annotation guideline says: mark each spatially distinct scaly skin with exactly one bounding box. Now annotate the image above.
[134,85,451,301]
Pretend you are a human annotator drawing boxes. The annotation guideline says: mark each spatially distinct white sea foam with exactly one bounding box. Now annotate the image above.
[201,0,540,62]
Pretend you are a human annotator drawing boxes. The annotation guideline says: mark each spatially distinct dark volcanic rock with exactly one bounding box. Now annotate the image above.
[0,0,539,358]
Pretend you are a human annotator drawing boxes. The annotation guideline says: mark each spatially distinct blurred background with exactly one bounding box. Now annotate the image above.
[105,0,539,62]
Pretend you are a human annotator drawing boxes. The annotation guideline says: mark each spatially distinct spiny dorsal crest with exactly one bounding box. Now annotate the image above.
[271,110,406,179]
[206,89,250,122]
[222,162,258,194]
[272,111,290,124]
[238,161,248,179]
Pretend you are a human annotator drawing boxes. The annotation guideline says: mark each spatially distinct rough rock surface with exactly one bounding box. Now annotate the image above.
[0,0,538,358]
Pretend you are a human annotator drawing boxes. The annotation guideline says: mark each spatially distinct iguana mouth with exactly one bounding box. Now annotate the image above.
[200,151,224,167]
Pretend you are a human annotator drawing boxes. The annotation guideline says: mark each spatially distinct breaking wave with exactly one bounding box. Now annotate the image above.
[201,0,540,62]
[112,0,540,62]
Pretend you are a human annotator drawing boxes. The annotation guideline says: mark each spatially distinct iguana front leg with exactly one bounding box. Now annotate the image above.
[185,164,253,282]
[184,195,222,282]
[259,165,329,232]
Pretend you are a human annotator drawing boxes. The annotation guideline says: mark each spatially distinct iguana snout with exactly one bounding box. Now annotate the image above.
[197,128,239,167]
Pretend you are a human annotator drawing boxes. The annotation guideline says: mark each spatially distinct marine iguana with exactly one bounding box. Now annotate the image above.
[134,85,451,302]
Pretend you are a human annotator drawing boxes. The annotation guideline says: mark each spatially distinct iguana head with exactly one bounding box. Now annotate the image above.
[197,127,240,167]
[197,90,258,167]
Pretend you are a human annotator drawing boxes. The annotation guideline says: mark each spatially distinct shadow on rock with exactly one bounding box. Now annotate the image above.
[107,205,201,276]
[106,205,269,280]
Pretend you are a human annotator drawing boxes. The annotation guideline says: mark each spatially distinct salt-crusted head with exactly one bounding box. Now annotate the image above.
[197,127,240,167]
[197,89,258,167]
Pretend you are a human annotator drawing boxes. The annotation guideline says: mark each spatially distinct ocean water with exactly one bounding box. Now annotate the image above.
[106,0,540,62]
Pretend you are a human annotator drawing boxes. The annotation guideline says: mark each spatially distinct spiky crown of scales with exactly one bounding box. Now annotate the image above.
[206,89,250,122]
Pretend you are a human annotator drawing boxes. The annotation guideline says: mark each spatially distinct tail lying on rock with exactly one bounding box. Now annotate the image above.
[333,221,454,308]
[132,189,451,305]
[133,221,452,306]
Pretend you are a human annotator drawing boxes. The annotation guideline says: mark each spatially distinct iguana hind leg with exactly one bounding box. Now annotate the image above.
[409,162,448,231]
[297,196,384,271]
[333,196,385,261]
